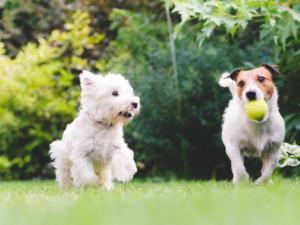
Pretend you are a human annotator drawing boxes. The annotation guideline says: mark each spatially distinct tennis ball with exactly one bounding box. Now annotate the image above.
[244,99,268,121]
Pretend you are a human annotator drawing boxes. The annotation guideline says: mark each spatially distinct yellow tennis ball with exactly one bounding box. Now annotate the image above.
[244,99,268,121]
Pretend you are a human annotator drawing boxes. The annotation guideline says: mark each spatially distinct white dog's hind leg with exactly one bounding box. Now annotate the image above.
[50,140,73,189]
[111,146,137,183]
[226,144,249,184]
[97,165,114,190]
[70,150,99,189]
[55,158,73,189]
[256,149,280,185]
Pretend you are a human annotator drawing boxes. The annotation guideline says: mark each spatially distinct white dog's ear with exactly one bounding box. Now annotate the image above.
[80,70,96,87]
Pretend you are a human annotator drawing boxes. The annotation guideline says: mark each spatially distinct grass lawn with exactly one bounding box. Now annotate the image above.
[0,178,299,225]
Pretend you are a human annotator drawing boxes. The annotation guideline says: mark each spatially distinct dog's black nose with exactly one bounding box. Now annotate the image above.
[246,91,256,101]
[132,102,138,109]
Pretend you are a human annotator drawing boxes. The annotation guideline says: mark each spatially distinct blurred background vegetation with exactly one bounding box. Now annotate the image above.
[0,0,299,180]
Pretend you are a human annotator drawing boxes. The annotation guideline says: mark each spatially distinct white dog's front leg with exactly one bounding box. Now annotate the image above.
[256,148,280,185]
[226,144,249,184]
[70,150,99,189]
[97,165,114,191]
[110,145,137,183]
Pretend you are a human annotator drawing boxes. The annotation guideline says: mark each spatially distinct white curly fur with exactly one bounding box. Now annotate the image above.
[49,71,140,190]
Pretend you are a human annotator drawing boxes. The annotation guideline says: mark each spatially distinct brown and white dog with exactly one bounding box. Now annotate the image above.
[219,63,285,185]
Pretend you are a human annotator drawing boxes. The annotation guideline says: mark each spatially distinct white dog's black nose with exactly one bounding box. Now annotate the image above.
[246,91,256,101]
[132,102,138,109]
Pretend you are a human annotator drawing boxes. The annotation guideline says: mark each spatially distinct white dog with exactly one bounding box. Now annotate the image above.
[50,71,140,190]
[219,63,285,185]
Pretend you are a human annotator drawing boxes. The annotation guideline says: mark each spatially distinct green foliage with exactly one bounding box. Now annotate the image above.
[0,11,103,179]
[0,0,164,58]
[277,142,300,167]
[276,34,300,143]
[172,0,300,49]
[0,179,300,225]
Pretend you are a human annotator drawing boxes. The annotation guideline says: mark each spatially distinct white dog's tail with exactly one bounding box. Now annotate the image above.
[219,72,237,96]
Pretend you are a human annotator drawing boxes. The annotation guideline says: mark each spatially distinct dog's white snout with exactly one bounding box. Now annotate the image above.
[243,86,264,102]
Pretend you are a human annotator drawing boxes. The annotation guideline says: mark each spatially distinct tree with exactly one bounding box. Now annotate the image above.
[171,0,300,49]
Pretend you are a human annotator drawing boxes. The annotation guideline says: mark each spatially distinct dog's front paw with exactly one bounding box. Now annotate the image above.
[111,149,137,183]
[100,181,114,191]
[255,176,272,185]
[114,170,134,183]
[235,171,250,184]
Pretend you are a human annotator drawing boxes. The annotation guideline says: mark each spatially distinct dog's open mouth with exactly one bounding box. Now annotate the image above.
[119,112,132,118]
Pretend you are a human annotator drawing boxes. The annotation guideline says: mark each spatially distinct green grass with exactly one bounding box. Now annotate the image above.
[0,178,299,225]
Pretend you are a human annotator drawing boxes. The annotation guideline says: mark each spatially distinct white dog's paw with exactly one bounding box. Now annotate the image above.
[72,171,99,189]
[235,171,250,184]
[111,149,137,183]
[255,176,272,186]
[100,181,114,191]
[113,170,134,183]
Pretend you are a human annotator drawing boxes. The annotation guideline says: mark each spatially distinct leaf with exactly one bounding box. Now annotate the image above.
[259,23,275,42]
[223,18,237,34]
[277,157,288,167]
[243,62,256,68]
[202,24,215,38]
[278,13,298,49]
[173,24,181,39]
[285,158,300,167]
[269,18,276,26]
[209,16,222,26]
[277,5,300,22]
[230,24,240,37]
[279,143,289,159]
[196,33,206,48]
[274,36,279,45]
[284,113,298,123]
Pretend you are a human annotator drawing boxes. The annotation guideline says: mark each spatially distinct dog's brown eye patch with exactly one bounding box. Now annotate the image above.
[238,81,245,87]
[258,77,265,83]
[112,91,118,96]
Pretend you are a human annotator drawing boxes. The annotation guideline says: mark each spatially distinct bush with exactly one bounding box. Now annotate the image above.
[0,11,103,179]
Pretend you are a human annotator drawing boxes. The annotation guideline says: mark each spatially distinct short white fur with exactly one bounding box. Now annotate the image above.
[219,72,285,185]
[50,71,140,190]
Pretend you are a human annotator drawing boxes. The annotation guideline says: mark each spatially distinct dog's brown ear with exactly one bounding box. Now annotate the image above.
[224,69,242,81]
[261,63,282,76]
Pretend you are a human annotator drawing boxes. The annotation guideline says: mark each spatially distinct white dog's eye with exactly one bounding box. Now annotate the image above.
[112,91,118,96]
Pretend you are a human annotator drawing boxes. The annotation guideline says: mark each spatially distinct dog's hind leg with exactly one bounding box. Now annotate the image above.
[256,147,280,185]
[55,158,73,189]
[50,140,73,189]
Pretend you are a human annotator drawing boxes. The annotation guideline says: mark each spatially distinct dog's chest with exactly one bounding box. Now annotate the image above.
[240,127,273,157]
[88,127,122,163]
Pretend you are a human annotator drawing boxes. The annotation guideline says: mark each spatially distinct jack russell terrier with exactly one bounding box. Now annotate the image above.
[219,63,285,185]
